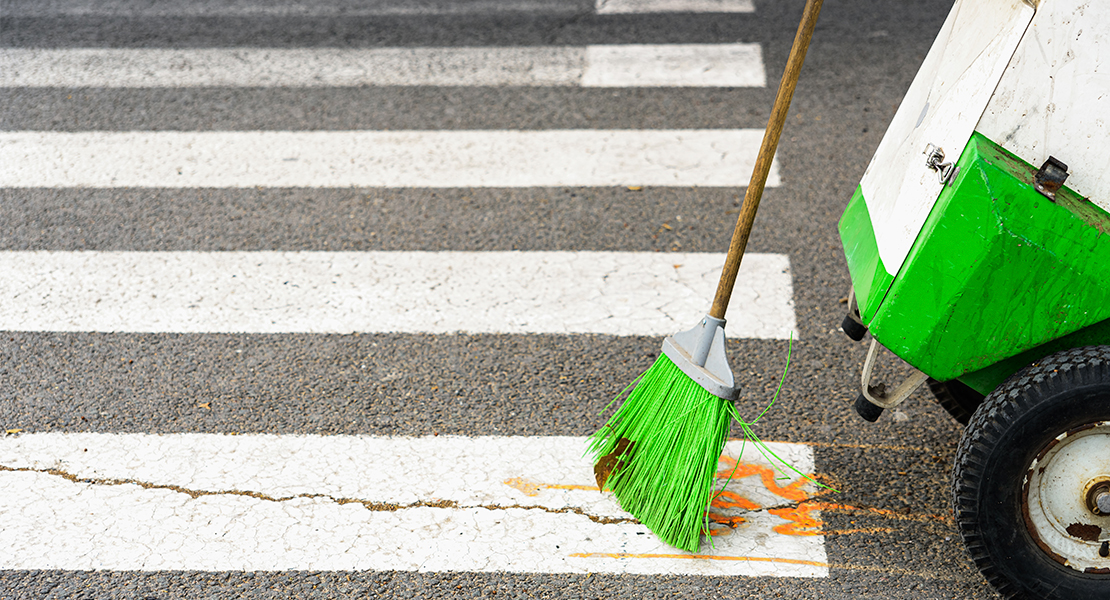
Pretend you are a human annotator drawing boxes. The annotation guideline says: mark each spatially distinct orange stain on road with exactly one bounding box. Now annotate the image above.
[768,504,823,536]
[710,489,760,510]
[714,455,811,502]
[506,452,938,544]
[801,501,951,524]
[503,477,598,496]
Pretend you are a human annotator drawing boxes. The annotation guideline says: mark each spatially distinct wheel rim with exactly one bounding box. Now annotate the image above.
[1024,421,1110,573]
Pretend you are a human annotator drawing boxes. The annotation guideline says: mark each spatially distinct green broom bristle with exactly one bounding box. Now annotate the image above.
[587,354,732,552]
[589,336,825,553]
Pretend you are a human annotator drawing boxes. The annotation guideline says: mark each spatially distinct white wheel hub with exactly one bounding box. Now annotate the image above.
[1024,421,1110,573]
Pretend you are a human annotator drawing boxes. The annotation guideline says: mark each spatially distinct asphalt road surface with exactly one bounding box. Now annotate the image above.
[0,0,1001,598]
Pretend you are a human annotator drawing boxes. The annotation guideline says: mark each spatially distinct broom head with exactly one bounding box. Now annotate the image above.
[588,316,739,552]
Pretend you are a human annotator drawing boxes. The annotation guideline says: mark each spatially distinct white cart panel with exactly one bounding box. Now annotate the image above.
[977,0,1110,214]
[859,0,1034,275]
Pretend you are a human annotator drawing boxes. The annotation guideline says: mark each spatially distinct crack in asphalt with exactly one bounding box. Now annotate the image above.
[0,463,639,525]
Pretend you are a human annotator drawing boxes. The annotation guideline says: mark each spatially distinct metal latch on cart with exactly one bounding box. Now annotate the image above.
[853,339,929,422]
[924,144,958,186]
[1033,156,1069,201]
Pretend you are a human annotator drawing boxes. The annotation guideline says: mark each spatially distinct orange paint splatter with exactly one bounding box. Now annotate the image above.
[714,455,810,502]
[706,512,746,528]
[705,490,754,536]
[710,490,760,511]
[768,504,824,536]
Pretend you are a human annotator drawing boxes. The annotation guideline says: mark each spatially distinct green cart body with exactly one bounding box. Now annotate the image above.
[841,0,1110,396]
[837,1,1110,597]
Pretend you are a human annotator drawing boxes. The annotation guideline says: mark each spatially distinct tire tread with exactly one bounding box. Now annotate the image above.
[926,378,984,425]
[952,345,1110,600]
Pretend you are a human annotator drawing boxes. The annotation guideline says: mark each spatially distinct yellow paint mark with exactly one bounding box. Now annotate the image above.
[825,561,973,580]
[823,527,897,536]
[803,501,951,524]
[503,477,597,497]
[550,484,597,492]
[750,439,932,452]
[504,477,541,496]
[5,429,22,435]
[568,552,828,568]
[570,553,959,580]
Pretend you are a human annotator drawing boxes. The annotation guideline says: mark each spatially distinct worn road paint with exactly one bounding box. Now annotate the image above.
[0,0,588,17]
[0,251,798,338]
[0,130,778,188]
[0,434,825,576]
[596,0,755,14]
[581,45,764,87]
[0,45,765,88]
[5,0,755,17]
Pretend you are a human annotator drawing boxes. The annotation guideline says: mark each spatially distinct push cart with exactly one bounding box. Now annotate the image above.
[838,1,1110,598]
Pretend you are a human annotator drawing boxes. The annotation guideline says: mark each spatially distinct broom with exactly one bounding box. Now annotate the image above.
[587,0,824,552]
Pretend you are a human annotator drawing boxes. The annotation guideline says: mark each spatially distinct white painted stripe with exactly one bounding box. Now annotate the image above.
[1,0,582,17]
[0,130,779,188]
[597,0,755,14]
[0,45,764,88]
[0,47,580,88]
[0,251,797,338]
[0,433,826,575]
[5,0,757,17]
[583,45,764,87]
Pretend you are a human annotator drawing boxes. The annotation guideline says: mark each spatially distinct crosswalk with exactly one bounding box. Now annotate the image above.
[0,0,816,582]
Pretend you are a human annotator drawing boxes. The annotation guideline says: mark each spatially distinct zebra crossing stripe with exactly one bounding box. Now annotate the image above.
[0,251,797,338]
[0,0,582,17]
[0,45,765,88]
[0,433,827,576]
[0,130,779,188]
[581,44,764,87]
[3,0,755,17]
[597,0,755,13]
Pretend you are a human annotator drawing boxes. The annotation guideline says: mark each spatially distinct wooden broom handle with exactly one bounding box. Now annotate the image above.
[709,0,823,320]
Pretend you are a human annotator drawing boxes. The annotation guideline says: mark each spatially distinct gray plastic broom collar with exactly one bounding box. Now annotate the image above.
[691,315,726,366]
[661,314,738,401]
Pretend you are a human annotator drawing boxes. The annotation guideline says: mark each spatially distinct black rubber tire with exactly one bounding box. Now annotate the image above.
[853,393,884,422]
[926,377,985,425]
[841,312,867,341]
[953,345,1110,599]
